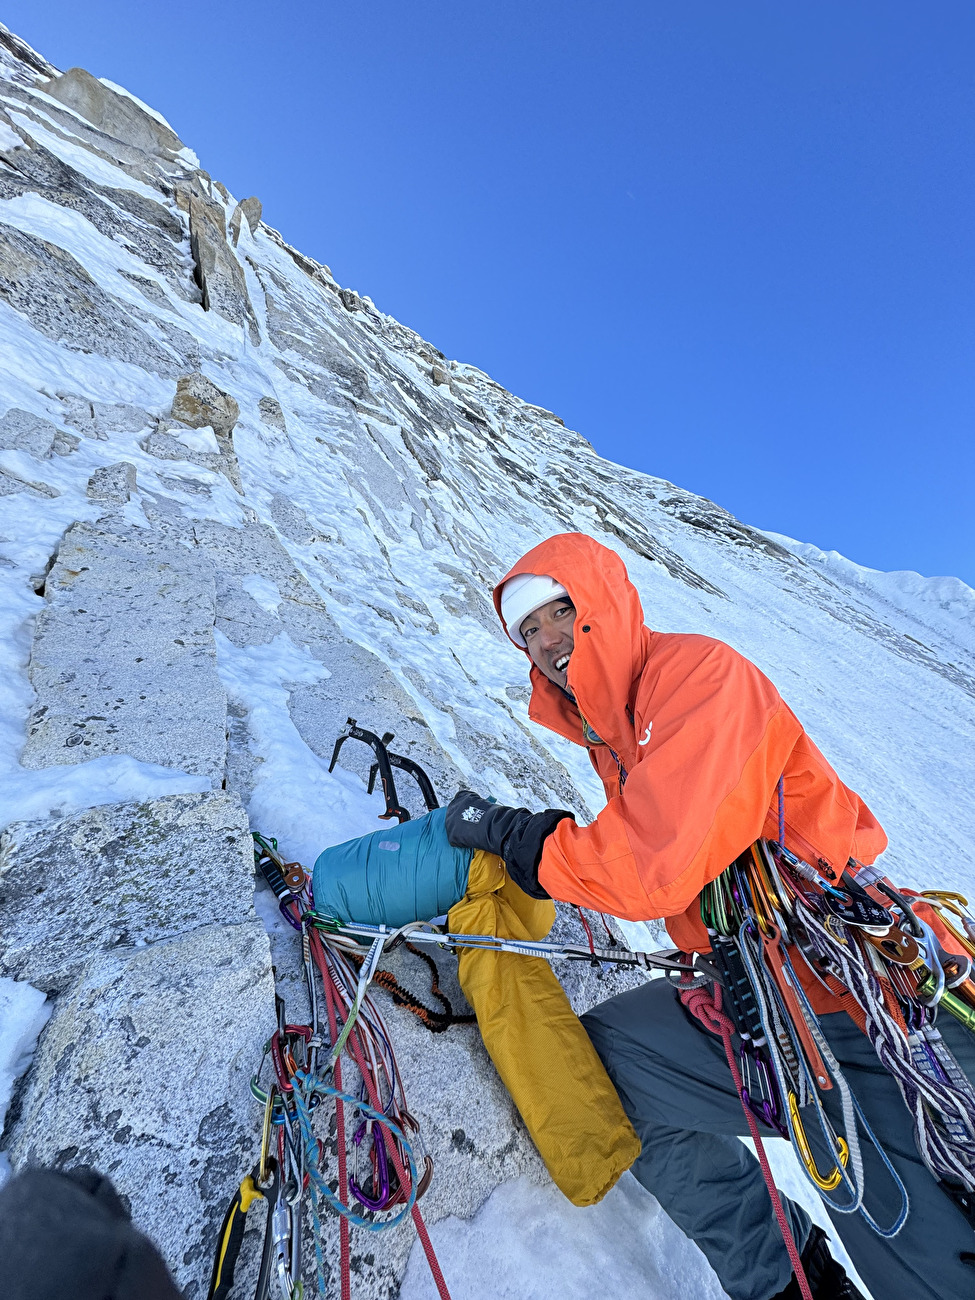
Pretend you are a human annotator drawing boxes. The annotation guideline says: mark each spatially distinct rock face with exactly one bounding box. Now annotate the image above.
[0,408,60,458]
[179,177,260,341]
[5,921,273,1298]
[86,459,137,503]
[58,396,154,441]
[230,195,262,245]
[21,521,227,780]
[40,66,185,157]
[142,371,246,489]
[0,793,256,991]
[0,224,184,376]
[170,371,240,439]
[0,790,274,1296]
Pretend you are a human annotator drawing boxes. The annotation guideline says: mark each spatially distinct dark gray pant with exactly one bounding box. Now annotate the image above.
[582,979,975,1300]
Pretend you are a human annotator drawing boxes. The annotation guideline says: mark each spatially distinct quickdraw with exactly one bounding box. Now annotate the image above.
[305,912,722,983]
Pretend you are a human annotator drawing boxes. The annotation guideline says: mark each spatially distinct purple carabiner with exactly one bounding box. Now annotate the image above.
[349,1121,391,1211]
[740,1045,788,1137]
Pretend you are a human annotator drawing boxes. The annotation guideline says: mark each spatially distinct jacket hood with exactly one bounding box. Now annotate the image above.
[493,533,653,758]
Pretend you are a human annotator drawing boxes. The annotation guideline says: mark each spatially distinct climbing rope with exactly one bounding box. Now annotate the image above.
[207,837,452,1300]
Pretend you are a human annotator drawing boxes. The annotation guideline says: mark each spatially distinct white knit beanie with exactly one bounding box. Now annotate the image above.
[501,573,570,647]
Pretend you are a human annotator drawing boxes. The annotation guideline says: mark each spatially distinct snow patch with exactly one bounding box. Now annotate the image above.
[215,629,384,869]
[401,1173,729,1300]
[174,424,220,455]
[0,119,23,151]
[241,574,282,612]
[0,977,51,1186]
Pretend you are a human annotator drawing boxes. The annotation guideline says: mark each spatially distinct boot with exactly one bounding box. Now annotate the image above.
[772,1225,865,1299]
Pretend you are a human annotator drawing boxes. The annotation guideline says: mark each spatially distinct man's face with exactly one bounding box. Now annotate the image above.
[519,598,577,689]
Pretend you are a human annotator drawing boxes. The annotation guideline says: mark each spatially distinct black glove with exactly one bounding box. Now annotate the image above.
[445,790,574,900]
[0,1166,181,1300]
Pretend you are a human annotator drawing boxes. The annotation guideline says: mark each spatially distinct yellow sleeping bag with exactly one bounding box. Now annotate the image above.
[447,850,640,1206]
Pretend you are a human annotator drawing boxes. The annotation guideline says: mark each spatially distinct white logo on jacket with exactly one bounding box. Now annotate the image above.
[638,722,653,746]
[462,805,484,822]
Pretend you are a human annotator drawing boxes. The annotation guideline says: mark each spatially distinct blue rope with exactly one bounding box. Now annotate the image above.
[777,774,786,848]
[292,1071,418,1228]
[292,1070,420,1297]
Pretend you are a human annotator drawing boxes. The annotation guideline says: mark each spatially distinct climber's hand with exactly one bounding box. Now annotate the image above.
[444,790,573,899]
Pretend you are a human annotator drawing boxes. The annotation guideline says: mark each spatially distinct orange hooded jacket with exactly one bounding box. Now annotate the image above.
[493,534,888,1011]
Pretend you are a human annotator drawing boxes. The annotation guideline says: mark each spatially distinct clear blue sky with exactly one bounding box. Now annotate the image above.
[8,2,974,583]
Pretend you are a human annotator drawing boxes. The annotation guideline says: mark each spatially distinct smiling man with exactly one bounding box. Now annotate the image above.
[507,573,576,686]
[444,531,975,1300]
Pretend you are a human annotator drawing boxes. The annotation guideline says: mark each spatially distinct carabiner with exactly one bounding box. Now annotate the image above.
[271,1195,296,1299]
[259,1085,277,1185]
[920,890,971,912]
[788,1093,849,1192]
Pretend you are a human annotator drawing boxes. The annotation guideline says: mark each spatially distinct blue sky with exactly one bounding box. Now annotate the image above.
[8,2,974,583]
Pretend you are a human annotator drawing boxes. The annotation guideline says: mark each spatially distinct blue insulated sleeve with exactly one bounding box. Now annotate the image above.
[312,807,473,927]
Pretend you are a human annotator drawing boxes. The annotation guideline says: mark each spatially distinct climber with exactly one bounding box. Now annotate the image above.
[444,531,975,1300]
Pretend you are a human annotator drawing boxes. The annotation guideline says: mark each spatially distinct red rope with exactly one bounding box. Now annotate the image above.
[312,932,453,1300]
[679,980,814,1300]
[338,975,453,1299]
[575,906,597,956]
[321,951,352,1300]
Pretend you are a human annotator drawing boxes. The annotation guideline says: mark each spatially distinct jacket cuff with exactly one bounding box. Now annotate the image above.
[503,809,574,899]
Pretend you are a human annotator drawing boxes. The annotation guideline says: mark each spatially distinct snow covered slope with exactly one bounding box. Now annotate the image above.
[0,21,971,1299]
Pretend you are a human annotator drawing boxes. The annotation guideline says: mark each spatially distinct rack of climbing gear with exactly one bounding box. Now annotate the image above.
[690,787,975,1245]
[220,815,725,1297]
[208,833,453,1300]
[329,719,439,823]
